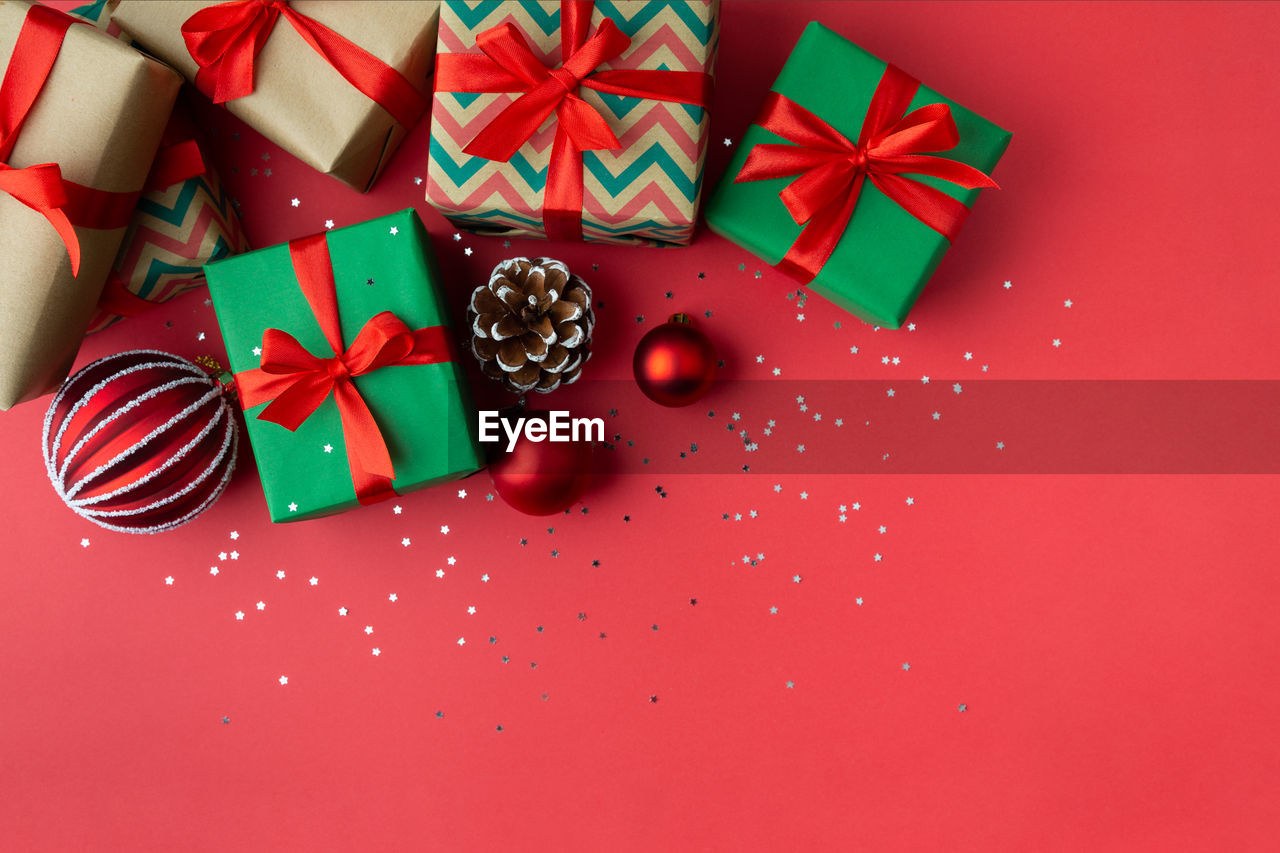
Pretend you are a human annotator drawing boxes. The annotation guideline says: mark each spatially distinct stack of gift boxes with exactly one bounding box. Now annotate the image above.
[1,0,1009,523]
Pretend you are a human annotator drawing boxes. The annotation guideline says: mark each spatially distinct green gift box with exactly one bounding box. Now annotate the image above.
[705,22,1011,328]
[205,209,483,522]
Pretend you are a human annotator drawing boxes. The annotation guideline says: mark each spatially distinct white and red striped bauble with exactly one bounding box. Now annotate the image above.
[43,350,238,534]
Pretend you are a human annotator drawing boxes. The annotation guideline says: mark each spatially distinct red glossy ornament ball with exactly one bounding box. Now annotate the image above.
[43,350,239,534]
[633,313,717,407]
[488,411,593,515]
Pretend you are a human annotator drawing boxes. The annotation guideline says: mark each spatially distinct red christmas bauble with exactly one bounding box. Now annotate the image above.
[488,411,593,515]
[43,350,239,534]
[633,313,717,407]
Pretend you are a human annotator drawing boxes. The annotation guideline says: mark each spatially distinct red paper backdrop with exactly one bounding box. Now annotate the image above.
[4,2,1280,850]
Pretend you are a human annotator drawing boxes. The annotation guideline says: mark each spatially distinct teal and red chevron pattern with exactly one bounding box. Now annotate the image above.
[87,166,249,334]
[427,0,719,246]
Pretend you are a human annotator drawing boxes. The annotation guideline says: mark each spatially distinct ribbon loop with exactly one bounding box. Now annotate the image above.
[734,66,1000,284]
[234,234,455,506]
[0,162,80,275]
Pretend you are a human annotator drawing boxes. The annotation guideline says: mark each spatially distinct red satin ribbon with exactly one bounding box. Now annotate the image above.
[182,0,427,129]
[234,233,453,506]
[435,0,713,240]
[734,65,998,284]
[0,5,81,274]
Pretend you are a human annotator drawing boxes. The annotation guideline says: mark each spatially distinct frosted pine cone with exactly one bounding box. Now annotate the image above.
[467,257,594,394]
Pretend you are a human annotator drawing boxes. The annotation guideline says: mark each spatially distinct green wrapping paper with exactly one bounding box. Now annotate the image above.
[205,209,483,522]
[705,22,1012,328]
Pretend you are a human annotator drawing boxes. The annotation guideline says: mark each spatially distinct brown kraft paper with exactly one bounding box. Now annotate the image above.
[112,0,439,191]
[0,0,181,410]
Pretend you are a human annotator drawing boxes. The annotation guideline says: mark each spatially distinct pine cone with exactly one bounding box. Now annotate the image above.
[467,257,594,394]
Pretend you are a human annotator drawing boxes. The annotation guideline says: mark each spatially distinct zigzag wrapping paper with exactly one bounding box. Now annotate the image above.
[426,0,719,246]
[86,164,249,333]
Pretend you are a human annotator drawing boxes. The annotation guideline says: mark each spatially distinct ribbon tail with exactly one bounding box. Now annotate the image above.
[736,144,847,184]
[775,177,863,284]
[557,94,620,151]
[582,69,712,108]
[871,173,973,242]
[876,153,999,190]
[214,25,268,103]
[332,379,395,482]
[463,80,564,162]
[254,372,335,431]
[543,128,585,241]
[43,205,80,277]
[236,366,302,411]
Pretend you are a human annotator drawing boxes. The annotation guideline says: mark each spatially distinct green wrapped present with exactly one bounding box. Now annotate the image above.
[205,209,483,522]
[705,22,1011,328]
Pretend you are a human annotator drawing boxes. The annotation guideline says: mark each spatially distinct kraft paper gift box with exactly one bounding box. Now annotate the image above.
[0,0,181,409]
[426,0,719,245]
[705,22,1011,328]
[112,0,440,191]
[205,209,484,522]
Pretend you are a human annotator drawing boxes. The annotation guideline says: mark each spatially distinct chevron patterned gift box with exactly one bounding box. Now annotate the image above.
[86,158,249,334]
[427,0,719,246]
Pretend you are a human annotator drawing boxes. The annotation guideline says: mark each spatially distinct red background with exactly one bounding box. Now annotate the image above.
[5,2,1280,850]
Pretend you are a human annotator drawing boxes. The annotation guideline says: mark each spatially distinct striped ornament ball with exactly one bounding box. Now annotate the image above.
[43,350,239,534]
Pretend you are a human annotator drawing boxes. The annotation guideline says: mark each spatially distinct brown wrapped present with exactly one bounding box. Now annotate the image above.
[0,1,181,410]
[87,101,250,333]
[112,0,439,191]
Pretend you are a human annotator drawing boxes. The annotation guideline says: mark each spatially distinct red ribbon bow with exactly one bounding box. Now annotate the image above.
[234,233,453,506]
[435,0,713,241]
[181,0,426,129]
[734,65,998,284]
[0,6,82,275]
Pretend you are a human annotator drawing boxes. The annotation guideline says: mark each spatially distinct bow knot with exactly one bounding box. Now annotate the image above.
[460,18,631,163]
[325,356,351,383]
[0,162,80,275]
[735,66,999,284]
[549,66,583,96]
